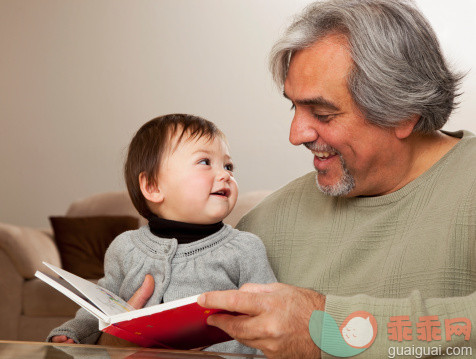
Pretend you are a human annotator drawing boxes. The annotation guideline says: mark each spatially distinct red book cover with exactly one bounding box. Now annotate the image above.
[102,303,233,349]
[35,263,235,350]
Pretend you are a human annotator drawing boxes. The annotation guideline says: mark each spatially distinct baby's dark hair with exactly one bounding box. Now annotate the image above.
[124,114,225,220]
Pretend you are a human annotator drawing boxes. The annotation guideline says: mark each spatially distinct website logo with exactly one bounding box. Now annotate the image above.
[309,310,377,357]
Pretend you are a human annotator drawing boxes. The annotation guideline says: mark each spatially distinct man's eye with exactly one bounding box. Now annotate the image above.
[225,163,234,172]
[313,114,333,123]
[198,159,210,165]
[290,104,296,111]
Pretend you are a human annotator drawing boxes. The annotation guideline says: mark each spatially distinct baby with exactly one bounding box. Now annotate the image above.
[47,114,276,354]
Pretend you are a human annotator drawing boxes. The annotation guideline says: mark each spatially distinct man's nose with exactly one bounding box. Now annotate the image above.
[289,113,318,146]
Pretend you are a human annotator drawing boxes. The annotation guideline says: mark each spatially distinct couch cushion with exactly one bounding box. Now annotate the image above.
[22,278,91,317]
[50,216,139,279]
[66,191,148,226]
[65,190,272,228]
[223,190,271,227]
[0,223,61,279]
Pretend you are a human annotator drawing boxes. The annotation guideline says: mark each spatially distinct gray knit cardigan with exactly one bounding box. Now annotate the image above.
[47,224,277,354]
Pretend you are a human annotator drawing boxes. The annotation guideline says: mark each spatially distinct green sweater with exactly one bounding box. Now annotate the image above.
[237,130,476,358]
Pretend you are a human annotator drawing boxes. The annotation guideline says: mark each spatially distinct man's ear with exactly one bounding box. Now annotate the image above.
[139,172,164,204]
[394,115,420,140]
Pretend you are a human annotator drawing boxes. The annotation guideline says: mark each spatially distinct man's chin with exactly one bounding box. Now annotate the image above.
[314,171,355,197]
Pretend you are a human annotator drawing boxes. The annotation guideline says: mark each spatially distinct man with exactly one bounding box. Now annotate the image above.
[197,0,476,358]
[104,0,474,357]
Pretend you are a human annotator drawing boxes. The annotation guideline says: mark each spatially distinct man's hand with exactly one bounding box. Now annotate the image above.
[198,282,325,359]
[97,274,155,347]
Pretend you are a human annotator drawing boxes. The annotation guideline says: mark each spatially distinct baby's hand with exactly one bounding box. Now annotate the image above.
[51,335,76,344]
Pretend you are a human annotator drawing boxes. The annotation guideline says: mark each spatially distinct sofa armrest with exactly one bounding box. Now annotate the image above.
[0,223,61,279]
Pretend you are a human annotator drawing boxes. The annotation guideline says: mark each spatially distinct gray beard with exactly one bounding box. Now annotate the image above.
[314,154,355,196]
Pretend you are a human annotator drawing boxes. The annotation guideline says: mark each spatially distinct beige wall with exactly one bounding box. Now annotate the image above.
[1,0,475,228]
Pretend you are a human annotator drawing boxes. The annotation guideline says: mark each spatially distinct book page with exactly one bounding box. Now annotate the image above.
[42,262,134,317]
[109,294,200,323]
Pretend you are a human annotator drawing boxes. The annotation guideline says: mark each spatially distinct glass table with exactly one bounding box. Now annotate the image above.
[0,340,264,359]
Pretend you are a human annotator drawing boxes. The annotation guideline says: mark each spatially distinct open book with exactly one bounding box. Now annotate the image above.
[35,262,233,349]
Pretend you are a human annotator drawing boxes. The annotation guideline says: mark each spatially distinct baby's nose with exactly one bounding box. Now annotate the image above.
[217,168,231,181]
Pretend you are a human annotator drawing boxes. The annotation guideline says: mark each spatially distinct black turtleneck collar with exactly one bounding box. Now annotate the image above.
[148,215,224,244]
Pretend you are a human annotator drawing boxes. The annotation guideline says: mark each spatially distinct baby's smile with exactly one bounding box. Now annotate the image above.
[210,188,231,198]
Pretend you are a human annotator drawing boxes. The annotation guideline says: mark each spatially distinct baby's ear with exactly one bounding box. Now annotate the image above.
[139,172,164,204]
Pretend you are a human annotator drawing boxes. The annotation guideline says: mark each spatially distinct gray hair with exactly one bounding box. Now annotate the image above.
[269,0,463,133]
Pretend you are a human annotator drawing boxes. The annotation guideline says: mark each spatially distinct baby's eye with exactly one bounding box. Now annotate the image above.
[224,163,234,172]
[198,159,210,165]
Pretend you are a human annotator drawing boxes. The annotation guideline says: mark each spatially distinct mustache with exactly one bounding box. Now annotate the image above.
[304,141,339,154]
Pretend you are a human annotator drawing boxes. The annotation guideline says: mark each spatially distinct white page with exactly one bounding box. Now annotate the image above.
[42,262,134,317]
[109,294,200,324]
[98,318,110,331]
